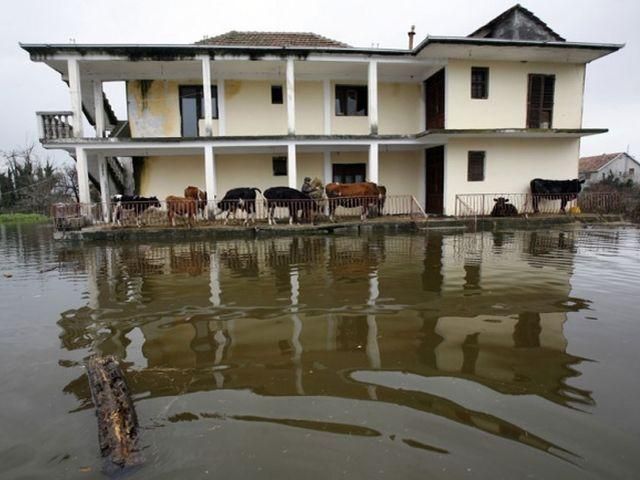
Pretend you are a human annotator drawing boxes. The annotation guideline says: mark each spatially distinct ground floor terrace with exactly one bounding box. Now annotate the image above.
[63,135,588,221]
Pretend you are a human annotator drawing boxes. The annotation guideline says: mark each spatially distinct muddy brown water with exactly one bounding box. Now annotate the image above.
[1,223,639,479]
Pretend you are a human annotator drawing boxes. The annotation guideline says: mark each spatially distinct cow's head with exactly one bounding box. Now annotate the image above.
[493,197,509,205]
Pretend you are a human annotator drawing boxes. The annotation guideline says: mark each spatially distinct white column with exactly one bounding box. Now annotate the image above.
[323,79,331,135]
[368,143,379,184]
[419,81,426,132]
[93,80,105,137]
[368,60,378,135]
[68,58,84,137]
[287,143,297,189]
[76,147,91,204]
[323,151,332,185]
[286,57,295,135]
[201,55,213,136]
[204,145,217,216]
[98,156,109,221]
[217,77,226,136]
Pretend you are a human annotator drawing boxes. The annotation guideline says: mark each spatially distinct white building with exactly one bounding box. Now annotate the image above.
[579,152,640,186]
[22,4,622,216]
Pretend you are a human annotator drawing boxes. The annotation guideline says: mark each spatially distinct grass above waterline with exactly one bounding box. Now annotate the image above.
[0,213,49,224]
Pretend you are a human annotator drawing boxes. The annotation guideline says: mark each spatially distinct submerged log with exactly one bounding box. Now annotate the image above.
[86,355,143,471]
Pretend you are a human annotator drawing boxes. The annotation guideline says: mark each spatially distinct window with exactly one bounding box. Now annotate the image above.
[467,151,485,182]
[271,85,283,104]
[335,85,368,116]
[179,85,218,136]
[527,74,555,128]
[332,163,366,183]
[272,156,288,176]
[629,168,635,176]
[471,67,489,99]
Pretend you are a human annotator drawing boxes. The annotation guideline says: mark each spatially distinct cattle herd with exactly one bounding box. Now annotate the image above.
[109,181,387,228]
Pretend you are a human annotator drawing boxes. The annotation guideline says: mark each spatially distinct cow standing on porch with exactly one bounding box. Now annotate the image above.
[530,178,585,213]
[325,182,386,222]
[263,187,317,225]
[184,186,208,219]
[217,187,261,225]
[111,194,161,227]
[166,195,197,228]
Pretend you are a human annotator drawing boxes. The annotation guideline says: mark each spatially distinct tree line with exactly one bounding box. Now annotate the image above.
[0,144,81,214]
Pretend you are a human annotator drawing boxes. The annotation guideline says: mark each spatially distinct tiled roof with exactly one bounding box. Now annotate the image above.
[468,4,566,42]
[579,153,624,172]
[196,31,350,48]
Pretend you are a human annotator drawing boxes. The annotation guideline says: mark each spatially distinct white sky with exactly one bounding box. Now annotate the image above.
[1,0,638,165]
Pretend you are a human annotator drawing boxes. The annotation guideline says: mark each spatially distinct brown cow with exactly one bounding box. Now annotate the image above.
[325,182,385,222]
[166,195,197,227]
[184,186,208,219]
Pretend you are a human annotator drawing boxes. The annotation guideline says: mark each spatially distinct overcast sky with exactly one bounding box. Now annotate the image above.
[1,0,637,165]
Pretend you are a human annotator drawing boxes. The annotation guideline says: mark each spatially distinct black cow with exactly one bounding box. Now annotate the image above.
[217,187,261,225]
[263,187,316,225]
[490,197,519,217]
[111,194,161,227]
[530,178,585,213]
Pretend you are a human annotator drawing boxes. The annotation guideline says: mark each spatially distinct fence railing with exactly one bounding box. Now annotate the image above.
[51,194,427,230]
[37,111,74,140]
[455,192,633,217]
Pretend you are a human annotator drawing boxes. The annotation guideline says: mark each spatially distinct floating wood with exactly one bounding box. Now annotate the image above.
[86,355,143,471]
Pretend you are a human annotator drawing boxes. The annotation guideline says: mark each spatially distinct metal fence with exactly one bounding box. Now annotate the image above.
[455,192,634,217]
[51,194,427,230]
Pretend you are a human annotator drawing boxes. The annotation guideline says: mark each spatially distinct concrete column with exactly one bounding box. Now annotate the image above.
[217,78,226,136]
[93,80,105,137]
[286,57,295,135]
[201,55,213,136]
[287,143,297,189]
[419,81,426,132]
[323,151,332,185]
[68,58,84,137]
[75,147,91,204]
[368,60,378,135]
[98,156,109,221]
[368,143,379,184]
[204,145,217,216]
[323,79,331,135]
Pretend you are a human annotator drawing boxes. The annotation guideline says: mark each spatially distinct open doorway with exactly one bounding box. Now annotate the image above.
[425,146,444,215]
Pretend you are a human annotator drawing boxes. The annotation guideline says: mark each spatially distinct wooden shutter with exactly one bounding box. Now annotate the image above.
[527,74,555,128]
[467,151,485,181]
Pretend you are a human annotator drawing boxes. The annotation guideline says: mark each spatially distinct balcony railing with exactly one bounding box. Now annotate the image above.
[37,111,74,140]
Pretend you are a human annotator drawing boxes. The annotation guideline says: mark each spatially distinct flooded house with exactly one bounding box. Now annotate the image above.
[23,4,621,216]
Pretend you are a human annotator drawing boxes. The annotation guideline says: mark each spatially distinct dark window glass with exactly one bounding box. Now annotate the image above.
[332,163,366,183]
[272,156,288,176]
[527,74,555,128]
[179,85,218,136]
[467,151,485,182]
[335,85,368,116]
[471,67,489,99]
[271,85,284,104]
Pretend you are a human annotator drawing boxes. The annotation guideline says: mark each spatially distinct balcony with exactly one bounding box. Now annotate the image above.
[37,111,74,140]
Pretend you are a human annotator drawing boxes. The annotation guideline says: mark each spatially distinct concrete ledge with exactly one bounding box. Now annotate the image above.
[53,214,630,242]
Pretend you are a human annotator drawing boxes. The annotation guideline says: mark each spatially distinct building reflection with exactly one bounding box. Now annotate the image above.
[58,230,597,451]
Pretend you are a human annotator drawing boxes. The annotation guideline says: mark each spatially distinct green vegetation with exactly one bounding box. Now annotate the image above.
[583,173,640,222]
[0,213,49,224]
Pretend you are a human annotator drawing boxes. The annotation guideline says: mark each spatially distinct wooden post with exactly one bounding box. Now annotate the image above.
[86,356,143,471]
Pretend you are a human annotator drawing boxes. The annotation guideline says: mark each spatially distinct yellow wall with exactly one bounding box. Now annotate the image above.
[446,60,585,129]
[295,81,324,135]
[378,83,421,135]
[443,137,581,215]
[128,80,181,137]
[224,80,287,135]
[379,151,422,199]
[139,155,205,200]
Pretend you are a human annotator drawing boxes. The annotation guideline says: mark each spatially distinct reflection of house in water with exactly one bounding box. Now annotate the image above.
[60,231,593,450]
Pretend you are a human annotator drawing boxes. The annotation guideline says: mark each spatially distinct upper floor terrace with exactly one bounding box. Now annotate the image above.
[22,4,621,148]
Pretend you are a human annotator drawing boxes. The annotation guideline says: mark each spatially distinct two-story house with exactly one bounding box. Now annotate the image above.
[22,4,621,216]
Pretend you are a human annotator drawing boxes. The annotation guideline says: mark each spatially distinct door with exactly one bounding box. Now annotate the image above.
[424,69,445,130]
[425,146,444,215]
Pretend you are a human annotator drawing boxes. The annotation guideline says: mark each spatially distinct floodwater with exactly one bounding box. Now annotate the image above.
[1,224,639,479]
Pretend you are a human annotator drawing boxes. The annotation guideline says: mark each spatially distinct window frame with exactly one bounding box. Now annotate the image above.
[467,151,486,182]
[332,163,367,184]
[179,85,219,136]
[272,156,288,176]
[470,67,489,99]
[271,85,284,105]
[526,74,555,129]
[335,84,368,117]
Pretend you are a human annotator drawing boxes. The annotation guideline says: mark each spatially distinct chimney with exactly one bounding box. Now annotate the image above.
[408,25,416,49]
